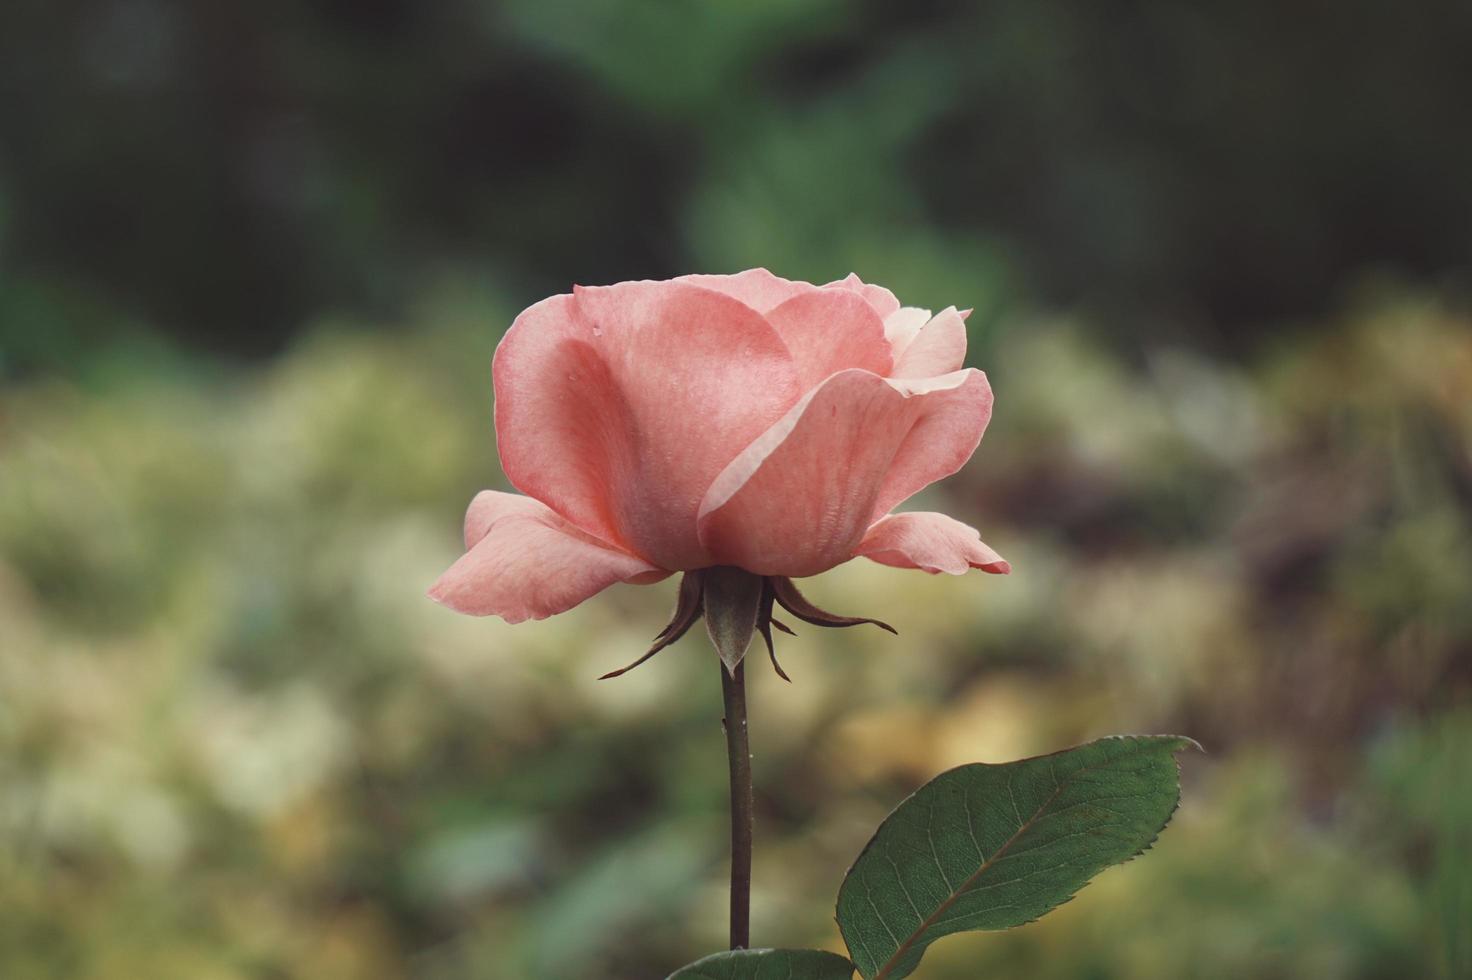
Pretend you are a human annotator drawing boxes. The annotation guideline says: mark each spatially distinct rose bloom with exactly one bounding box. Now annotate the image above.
[429,269,1007,628]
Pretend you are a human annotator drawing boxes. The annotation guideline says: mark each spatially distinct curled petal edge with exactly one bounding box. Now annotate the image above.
[429,491,666,624]
[855,511,1011,576]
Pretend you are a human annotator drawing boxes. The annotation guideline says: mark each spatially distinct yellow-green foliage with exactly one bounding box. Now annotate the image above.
[1,289,1468,979]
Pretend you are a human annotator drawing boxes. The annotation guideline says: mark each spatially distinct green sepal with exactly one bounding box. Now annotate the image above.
[703,566,764,672]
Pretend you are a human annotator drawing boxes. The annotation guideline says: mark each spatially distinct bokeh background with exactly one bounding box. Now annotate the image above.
[2,2,1470,978]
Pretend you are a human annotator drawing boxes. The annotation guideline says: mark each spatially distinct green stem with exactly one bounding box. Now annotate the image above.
[721,659,753,949]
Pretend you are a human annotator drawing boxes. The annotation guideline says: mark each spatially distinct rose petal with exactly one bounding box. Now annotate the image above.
[494,283,802,570]
[871,369,994,518]
[491,295,630,549]
[463,489,546,548]
[763,288,892,389]
[697,368,993,577]
[823,272,901,318]
[892,306,968,378]
[855,511,1010,575]
[884,307,932,360]
[674,268,816,314]
[429,492,664,623]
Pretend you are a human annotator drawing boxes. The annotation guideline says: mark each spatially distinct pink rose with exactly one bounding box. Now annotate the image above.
[429,269,1008,631]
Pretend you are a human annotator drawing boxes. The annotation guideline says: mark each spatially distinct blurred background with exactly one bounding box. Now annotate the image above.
[2,1,1470,978]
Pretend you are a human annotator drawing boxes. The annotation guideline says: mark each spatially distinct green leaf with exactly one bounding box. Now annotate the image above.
[668,948,856,979]
[836,735,1196,980]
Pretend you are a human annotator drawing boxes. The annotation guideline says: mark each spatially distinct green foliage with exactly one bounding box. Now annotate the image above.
[669,948,855,980]
[836,737,1191,979]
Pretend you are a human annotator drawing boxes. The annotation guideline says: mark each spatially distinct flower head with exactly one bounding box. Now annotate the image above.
[429,270,1008,669]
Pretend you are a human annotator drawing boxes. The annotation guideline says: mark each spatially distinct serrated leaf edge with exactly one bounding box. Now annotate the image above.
[836,734,1197,980]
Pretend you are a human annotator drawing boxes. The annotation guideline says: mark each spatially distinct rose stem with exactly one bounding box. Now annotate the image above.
[720,658,753,950]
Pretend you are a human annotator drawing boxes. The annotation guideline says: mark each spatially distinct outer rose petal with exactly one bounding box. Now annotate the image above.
[855,511,1010,575]
[870,369,994,518]
[763,288,892,389]
[494,284,801,570]
[892,306,968,378]
[675,268,814,314]
[429,492,663,623]
[697,368,993,577]
[824,272,901,318]
[463,489,543,549]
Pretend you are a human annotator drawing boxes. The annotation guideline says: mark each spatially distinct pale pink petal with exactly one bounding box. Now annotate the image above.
[763,288,892,389]
[494,282,802,570]
[429,493,663,623]
[855,511,1010,575]
[884,307,931,360]
[892,306,968,378]
[675,268,816,313]
[823,272,901,318]
[463,489,544,549]
[697,368,993,577]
